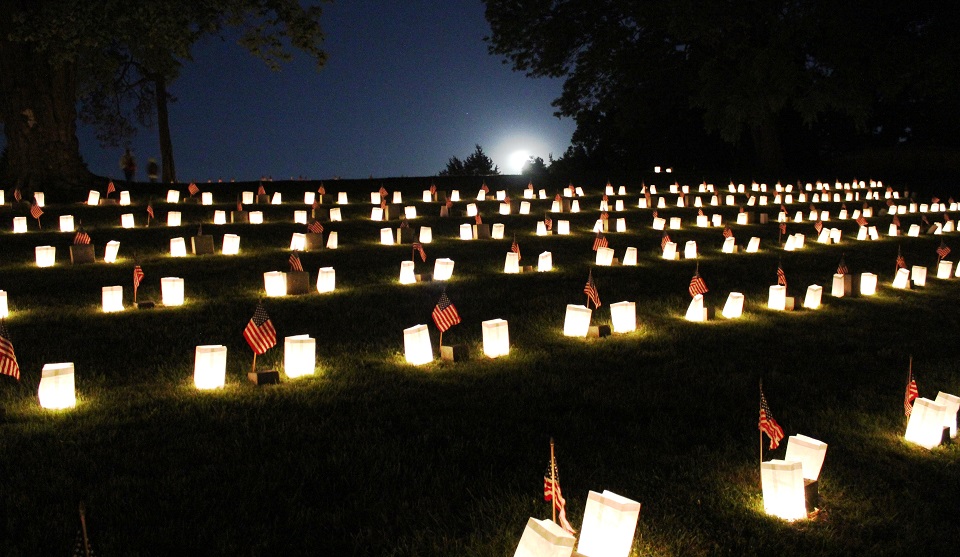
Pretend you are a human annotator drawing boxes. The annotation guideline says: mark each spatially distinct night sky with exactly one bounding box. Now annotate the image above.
[76,0,575,182]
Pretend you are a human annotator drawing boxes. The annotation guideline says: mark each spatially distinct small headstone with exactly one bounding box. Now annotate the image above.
[927,224,939,234]
[247,370,280,385]
[587,325,612,338]
[69,244,95,264]
[804,479,819,513]
[437,191,448,202]
[231,211,249,223]
[191,235,214,255]
[522,265,534,273]
[415,273,432,283]
[745,211,757,223]
[312,207,329,221]
[475,224,491,239]
[286,271,310,295]
[562,199,572,212]
[785,296,796,311]
[304,233,324,251]
[256,194,270,204]
[136,301,156,310]
[99,199,118,206]
[440,344,469,362]
[183,197,200,204]
[760,213,769,224]
[440,206,449,218]
[397,227,414,244]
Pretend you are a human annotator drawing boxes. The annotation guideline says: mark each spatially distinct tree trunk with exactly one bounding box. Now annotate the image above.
[0,39,91,194]
[750,115,785,173]
[155,75,177,184]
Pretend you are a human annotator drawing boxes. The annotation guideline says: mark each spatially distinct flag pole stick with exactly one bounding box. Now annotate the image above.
[36,216,42,230]
[550,442,558,524]
[133,286,137,305]
[438,331,443,352]
[79,501,91,557]
[251,353,257,373]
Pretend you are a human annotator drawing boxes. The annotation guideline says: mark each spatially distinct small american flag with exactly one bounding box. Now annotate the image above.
[780,204,787,215]
[504,194,511,205]
[511,237,521,261]
[307,221,323,234]
[544,214,552,231]
[0,320,21,380]
[378,185,388,198]
[412,242,426,262]
[188,183,199,196]
[543,459,576,534]
[698,208,704,216]
[475,214,482,225]
[74,231,91,245]
[689,272,708,298]
[147,202,155,219]
[779,222,787,236]
[932,196,940,204]
[555,193,562,202]
[30,203,43,219]
[289,251,303,272]
[432,292,461,332]
[856,215,867,227]
[760,384,785,450]
[602,194,609,202]
[13,188,21,202]
[312,197,318,211]
[653,210,658,219]
[106,181,116,195]
[661,232,671,250]
[257,183,266,196]
[723,225,733,238]
[777,264,787,288]
[481,182,489,193]
[445,198,453,209]
[243,301,277,355]
[600,211,609,221]
[945,213,953,222]
[400,218,409,229]
[592,231,608,251]
[892,214,900,228]
[937,241,951,260]
[317,184,326,195]
[922,214,930,226]
[429,184,436,194]
[814,220,823,234]
[896,250,906,270]
[905,370,919,416]
[837,256,849,276]
[237,196,243,212]
[380,199,387,211]
[584,270,601,308]
[133,265,144,294]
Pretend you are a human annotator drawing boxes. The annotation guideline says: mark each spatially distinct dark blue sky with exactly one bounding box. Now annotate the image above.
[77,0,575,182]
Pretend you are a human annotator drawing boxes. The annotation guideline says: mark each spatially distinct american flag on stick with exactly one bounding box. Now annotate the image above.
[511,236,521,261]
[237,195,243,212]
[133,265,144,301]
[856,215,867,227]
[146,201,155,220]
[592,231,608,251]
[412,241,426,262]
[106,181,116,196]
[937,241,951,261]
[584,270,601,308]
[892,214,901,228]
[432,292,461,332]
[814,220,823,234]
[475,213,482,225]
[905,365,919,417]
[777,264,787,288]
[378,185,388,199]
[0,319,21,380]
[243,301,277,355]
[544,214,552,231]
[289,251,303,272]
[74,230,91,245]
[307,221,323,234]
[257,183,266,196]
[837,255,849,276]
[544,443,576,534]
[317,184,326,195]
[661,232,671,250]
[429,184,436,194]
[759,382,785,450]
[779,222,787,236]
[896,248,907,271]
[30,202,43,220]
[13,188,21,202]
[187,183,199,196]
[723,225,733,239]
[481,182,489,193]
[689,270,708,298]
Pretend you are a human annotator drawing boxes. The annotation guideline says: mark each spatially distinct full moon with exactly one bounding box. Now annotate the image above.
[507,150,530,174]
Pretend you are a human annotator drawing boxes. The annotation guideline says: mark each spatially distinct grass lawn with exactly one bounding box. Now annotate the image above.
[1,176,959,556]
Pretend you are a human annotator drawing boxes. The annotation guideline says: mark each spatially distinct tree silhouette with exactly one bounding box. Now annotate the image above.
[439,144,500,176]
